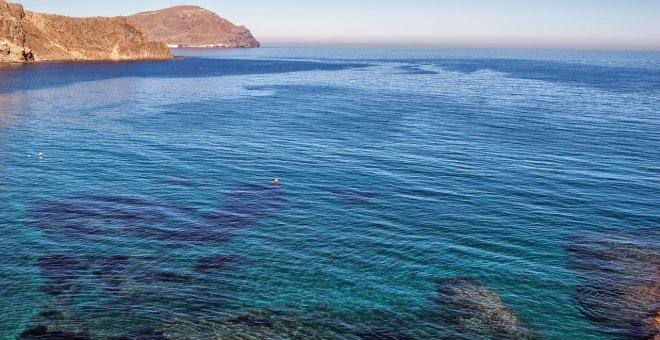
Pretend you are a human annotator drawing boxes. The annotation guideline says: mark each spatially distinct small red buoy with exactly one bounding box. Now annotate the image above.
[274,178,280,186]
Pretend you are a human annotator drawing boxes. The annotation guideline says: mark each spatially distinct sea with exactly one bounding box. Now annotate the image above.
[0,47,658,339]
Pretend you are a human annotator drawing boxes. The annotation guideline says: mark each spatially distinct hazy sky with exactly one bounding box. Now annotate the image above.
[18,0,660,49]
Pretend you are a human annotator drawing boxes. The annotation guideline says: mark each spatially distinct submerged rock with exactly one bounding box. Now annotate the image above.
[228,313,276,327]
[357,328,411,340]
[37,310,62,319]
[91,255,131,290]
[164,309,355,339]
[36,254,90,296]
[136,271,193,284]
[19,325,90,340]
[155,227,232,245]
[567,230,660,339]
[432,278,535,339]
[114,329,168,340]
[24,186,291,337]
[92,255,130,274]
[27,185,287,247]
[27,195,209,244]
[162,306,426,339]
[639,310,660,340]
[195,254,243,271]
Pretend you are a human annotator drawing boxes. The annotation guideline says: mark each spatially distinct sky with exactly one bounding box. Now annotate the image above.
[18,0,660,50]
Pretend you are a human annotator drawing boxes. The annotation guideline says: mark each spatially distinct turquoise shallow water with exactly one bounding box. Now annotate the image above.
[0,48,659,339]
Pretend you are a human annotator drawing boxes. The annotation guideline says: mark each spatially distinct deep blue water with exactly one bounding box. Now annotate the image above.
[1,47,659,339]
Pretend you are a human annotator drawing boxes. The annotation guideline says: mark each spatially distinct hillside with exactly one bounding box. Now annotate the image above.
[0,0,172,63]
[128,5,260,48]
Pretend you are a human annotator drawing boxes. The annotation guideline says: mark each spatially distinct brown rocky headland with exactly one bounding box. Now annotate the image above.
[128,5,260,48]
[0,0,172,63]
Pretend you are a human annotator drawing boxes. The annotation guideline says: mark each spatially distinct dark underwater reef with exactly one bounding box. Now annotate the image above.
[158,278,537,339]
[20,184,658,338]
[22,269,538,338]
[21,184,287,337]
[26,184,287,297]
[21,183,539,339]
[26,184,287,246]
[430,278,535,339]
[566,230,660,339]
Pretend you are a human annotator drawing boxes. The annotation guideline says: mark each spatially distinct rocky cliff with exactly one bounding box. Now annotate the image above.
[0,0,30,62]
[128,6,260,48]
[0,0,172,63]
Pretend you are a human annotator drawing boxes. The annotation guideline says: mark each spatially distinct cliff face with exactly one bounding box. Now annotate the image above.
[22,13,173,62]
[0,0,31,62]
[128,6,260,48]
[0,0,172,63]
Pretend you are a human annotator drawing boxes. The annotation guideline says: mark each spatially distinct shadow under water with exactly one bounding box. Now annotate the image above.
[36,255,90,297]
[19,182,548,338]
[19,325,90,340]
[21,183,290,338]
[27,195,201,243]
[27,183,288,247]
[194,255,243,272]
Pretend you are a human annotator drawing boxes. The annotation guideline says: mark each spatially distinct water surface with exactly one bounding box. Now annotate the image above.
[1,47,659,339]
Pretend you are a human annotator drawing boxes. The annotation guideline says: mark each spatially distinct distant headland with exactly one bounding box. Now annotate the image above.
[0,1,259,63]
[128,6,260,49]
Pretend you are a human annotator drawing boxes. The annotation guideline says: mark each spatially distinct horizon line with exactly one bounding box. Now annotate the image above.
[254,41,660,52]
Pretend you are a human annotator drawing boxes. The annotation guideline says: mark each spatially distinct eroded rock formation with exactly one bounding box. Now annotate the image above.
[128,5,260,48]
[0,0,30,62]
[0,0,171,63]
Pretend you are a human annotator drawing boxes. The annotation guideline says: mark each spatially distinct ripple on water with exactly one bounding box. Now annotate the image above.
[36,254,90,296]
[206,184,288,226]
[27,186,286,247]
[21,184,290,337]
[429,277,536,339]
[567,230,660,338]
[194,255,243,272]
[26,195,201,242]
[90,255,130,290]
[5,49,659,339]
[327,188,376,205]
[19,325,90,340]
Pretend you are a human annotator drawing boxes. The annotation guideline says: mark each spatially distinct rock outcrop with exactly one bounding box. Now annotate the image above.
[0,0,171,63]
[432,278,535,339]
[128,5,260,48]
[0,0,30,62]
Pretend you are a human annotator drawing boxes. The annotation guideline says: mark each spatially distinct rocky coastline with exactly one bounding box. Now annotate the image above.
[0,0,172,63]
[1,2,260,64]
